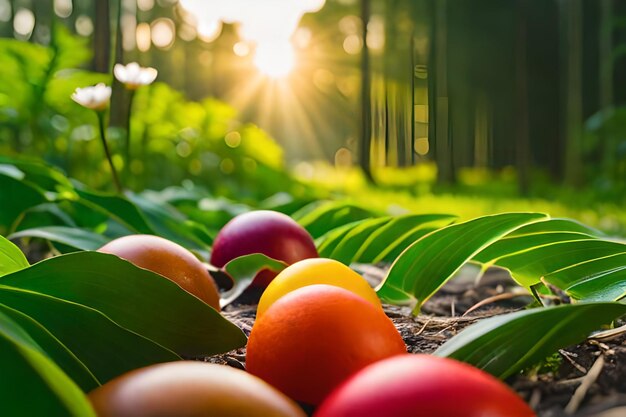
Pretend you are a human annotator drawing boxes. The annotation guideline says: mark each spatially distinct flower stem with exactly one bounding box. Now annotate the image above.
[97,111,123,193]
[124,89,136,180]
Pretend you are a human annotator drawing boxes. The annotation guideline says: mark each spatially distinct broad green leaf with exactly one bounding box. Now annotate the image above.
[73,183,154,234]
[220,253,288,307]
[0,234,29,276]
[474,218,601,264]
[294,201,376,239]
[355,214,456,263]
[317,220,366,256]
[1,252,246,356]
[373,226,441,263]
[435,302,626,378]
[0,156,74,193]
[0,303,99,391]
[329,217,392,264]
[377,213,548,312]
[10,226,109,252]
[0,285,179,383]
[0,172,48,233]
[544,253,626,301]
[128,192,212,251]
[0,310,96,417]
[491,239,626,289]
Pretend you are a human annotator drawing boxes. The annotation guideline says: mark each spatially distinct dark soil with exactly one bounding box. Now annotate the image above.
[211,265,626,417]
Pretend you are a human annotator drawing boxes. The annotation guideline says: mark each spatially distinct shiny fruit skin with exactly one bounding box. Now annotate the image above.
[210,210,318,287]
[246,285,406,406]
[314,354,537,417]
[257,258,381,317]
[89,361,306,417]
[98,234,220,311]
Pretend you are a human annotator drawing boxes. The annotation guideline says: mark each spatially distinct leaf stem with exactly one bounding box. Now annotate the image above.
[124,89,136,179]
[96,111,123,194]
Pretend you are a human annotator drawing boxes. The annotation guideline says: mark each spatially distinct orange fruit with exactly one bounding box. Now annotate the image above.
[98,235,220,311]
[89,361,306,417]
[257,258,381,317]
[246,285,406,405]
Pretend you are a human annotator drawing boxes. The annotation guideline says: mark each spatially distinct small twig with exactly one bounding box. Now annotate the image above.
[462,291,528,317]
[559,349,587,374]
[415,317,432,336]
[564,355,606,415]
[450,298,456,317]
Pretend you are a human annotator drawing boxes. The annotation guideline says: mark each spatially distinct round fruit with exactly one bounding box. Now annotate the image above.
[314,354,536,417]
[98,235,220,311]
[89,361,306,417]
[210,210,318,287]
[246,285,406,405]
[256,258,381,317]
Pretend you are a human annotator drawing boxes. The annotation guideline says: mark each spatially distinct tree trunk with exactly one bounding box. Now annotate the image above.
[434,0,453,184]
[599,0,614,178]
[93,0,111,73]
[359,0,374,181]
[516,0,531,195]
[562,0,583,187]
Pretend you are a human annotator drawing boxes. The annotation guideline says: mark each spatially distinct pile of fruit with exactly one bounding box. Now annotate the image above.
[87,210,536,417]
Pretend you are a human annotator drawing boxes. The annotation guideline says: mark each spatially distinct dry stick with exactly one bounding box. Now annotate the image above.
[462,291,528,317]
[559,349,588,374]
[564,355,606,415]
[589,323,626,342]
[97,111,123,193]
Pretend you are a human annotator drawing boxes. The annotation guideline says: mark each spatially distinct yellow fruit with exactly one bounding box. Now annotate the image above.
[257,258,381,317]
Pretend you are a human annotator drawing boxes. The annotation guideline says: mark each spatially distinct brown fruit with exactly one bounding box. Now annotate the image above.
[89,361,306,417]
[98,234,220,311]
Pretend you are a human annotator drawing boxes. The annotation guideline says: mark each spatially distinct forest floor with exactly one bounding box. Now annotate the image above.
[215,265,626,417]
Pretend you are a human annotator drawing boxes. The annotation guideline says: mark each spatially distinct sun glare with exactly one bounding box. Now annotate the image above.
[254,42,296,78]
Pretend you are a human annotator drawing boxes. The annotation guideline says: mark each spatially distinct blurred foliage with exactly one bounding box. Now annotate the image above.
[0,26,310,204]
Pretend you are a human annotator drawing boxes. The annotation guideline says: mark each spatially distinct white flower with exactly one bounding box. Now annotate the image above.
[71,83,112,111]
[114,62,158,90]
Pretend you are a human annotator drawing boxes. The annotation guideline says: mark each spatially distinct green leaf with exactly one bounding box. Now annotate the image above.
[544,253,626,301]
[354,214,456,263]
[0,172,48,234]
[317,220,366,256]
[328,217,393,264]
[294,201,376,239]
[0,156,74,194]
[0,310,96,417]
[73,183,154,234]
[435,302,626,379]
[0,303,99,391]
[1,252,246,356]
[0,234,29,276]
[377,213,548,312]
[0,285,179,383]
[128,192,212,252]
[10,226,109,252]
[489,239,626,290]
[473,218,602,265]
[220,253,288,307]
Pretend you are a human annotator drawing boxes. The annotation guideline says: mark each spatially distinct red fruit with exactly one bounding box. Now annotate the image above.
[314,354,536,417]
[98,235,220,311]
[210,210,318,287]
[246,285,406,405]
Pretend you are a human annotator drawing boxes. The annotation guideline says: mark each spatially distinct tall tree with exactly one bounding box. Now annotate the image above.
[93,0,111,73]
[516,0,530,195]
[599,0,615,177]
[359,0,373,181]
[433,0,454,184]
[562,0,583,186]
